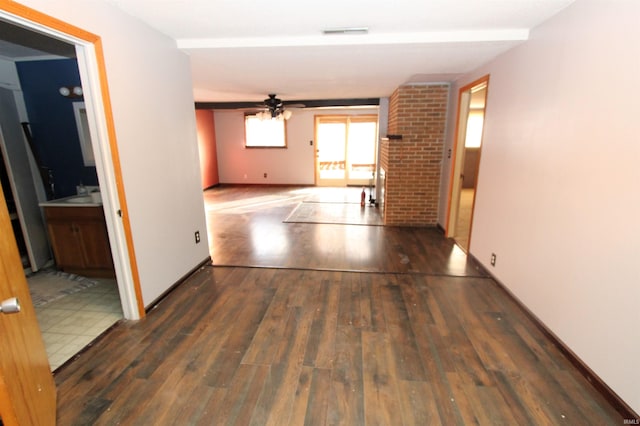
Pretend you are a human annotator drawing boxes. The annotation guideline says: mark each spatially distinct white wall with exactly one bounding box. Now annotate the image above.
[215,108,379,184]
[19,0,210,306]
[442,0,640,412]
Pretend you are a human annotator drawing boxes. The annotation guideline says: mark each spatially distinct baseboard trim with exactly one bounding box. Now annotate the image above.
[202,183,220,191]
[217,183,314,188]
[145,256,212,313]
[469,253,638,420]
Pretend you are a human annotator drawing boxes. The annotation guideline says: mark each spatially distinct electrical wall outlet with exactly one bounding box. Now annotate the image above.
[490,253,496,266]
[195,231,201,244]
[263,172,267,178]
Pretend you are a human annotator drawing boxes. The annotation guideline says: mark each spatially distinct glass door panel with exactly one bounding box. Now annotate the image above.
[346,121,377,185]
[316,121,347,186]
[315,115,378,187]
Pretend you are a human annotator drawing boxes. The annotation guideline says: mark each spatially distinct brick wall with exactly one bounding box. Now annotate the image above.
[382,84,449,226]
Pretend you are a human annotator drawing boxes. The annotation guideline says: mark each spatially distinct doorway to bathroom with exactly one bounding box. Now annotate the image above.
[0,9,138,372]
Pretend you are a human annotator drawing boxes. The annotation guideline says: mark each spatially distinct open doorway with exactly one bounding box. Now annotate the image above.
[446,76,489,252]
[0,21,123,370]
[0,7,141,370]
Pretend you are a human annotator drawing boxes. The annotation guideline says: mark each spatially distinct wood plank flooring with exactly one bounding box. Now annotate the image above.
[54,186,625,424]
[204,186,483,276]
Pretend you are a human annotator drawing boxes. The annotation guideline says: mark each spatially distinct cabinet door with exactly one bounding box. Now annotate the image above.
[76,219,114,270]
[47,221,84,270]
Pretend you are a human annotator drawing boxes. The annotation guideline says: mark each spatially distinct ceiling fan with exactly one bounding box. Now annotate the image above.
[255,94,305,120]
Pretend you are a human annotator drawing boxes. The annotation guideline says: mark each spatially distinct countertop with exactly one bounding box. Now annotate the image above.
[39,193,103,208]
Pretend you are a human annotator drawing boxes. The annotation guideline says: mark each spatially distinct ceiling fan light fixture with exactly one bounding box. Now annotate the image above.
[253,94,297,120]
[322,27,368,35]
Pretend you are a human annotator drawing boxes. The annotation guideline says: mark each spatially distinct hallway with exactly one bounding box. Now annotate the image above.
[53,186,623,424]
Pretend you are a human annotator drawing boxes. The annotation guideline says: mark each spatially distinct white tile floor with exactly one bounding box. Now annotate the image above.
[34,279,123,370]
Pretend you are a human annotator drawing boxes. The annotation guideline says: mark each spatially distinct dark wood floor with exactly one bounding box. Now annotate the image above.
[55,185,624,424]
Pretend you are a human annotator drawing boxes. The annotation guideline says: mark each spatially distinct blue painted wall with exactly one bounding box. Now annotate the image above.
[16,58,98,198]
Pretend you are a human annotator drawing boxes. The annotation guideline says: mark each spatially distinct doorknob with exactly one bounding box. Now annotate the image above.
[0,297,20,314]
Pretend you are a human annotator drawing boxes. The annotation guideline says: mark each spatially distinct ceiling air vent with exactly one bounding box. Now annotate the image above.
[322,27,368,35]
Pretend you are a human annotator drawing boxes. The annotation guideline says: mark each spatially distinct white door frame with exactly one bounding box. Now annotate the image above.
[0,7,142,319]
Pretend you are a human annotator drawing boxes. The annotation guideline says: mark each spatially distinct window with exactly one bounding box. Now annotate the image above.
[244,115,287,148]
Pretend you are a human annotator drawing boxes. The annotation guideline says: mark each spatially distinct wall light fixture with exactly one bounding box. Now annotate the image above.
[59,86,83,98]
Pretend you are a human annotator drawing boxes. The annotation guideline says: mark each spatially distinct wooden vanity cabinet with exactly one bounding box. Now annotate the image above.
[43,206,115,278]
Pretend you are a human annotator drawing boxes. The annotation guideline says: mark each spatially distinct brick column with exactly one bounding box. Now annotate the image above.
[383,84,449,226]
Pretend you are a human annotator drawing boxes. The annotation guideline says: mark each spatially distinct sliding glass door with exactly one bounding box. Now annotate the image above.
[315,115,377,186]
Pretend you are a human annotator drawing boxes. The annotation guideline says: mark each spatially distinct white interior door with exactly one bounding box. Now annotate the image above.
[447,91,471,238]
[0,87,50,272]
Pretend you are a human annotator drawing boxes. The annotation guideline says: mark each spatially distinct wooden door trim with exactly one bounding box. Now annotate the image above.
[0,2,145,317]
[444,75,490,244]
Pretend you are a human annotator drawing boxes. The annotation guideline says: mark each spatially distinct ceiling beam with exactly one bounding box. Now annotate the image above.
[195,98,380,110]
[178,30,529,49]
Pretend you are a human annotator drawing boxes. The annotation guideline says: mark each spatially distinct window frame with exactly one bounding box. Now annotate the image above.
[244,114,288,149]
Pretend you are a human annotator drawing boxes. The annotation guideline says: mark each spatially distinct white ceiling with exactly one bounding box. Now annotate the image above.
[105,0,575,102]
[1,0,576,103]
